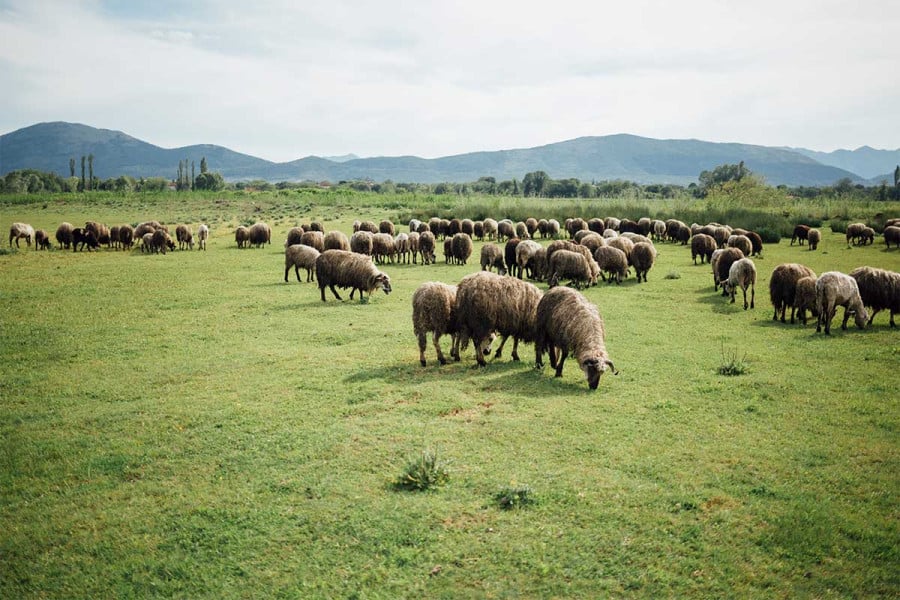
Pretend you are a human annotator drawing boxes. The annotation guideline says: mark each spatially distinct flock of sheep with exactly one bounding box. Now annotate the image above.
[8,212,898,388]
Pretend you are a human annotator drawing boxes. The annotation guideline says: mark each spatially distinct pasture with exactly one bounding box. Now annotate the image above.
[1,192,898,598]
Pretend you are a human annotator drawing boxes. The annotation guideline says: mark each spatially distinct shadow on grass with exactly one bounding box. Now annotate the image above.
[693,285,746,314]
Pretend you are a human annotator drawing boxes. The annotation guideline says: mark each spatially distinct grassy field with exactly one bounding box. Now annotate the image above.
[1,192,899,598]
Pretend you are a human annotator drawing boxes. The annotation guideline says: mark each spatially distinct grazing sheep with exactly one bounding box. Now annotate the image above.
[480,242,507,274]
[636,217,653,236]
[324,230,350,252]
[884,226,900,249]
[530,248,549,282]
[285,226,305,247]
[845,222,866,246]
[73,228,100,252]
[56,222,74,249]
[791,224,810,246]
[315,249,392,302]
[248,222,271,248]
[566,218,588,238]
[887,218,900,228]
[859,227,875,246]
[85,221,111,248]
[816,271,869,334]
[537,219,550,238]
[579,232,606,255]
[515,240,542,279]
[473,220,484,240]
[235,226,250,248]
[629,242,657,283]
[350,230,374,257]
[573,229,594,244]
[504,238,521,276]
[450,233,473,265]
[8,222,34,248]
[372,233,396,264]
[497,219,515,241]
[723,257,757,309]
[587,218,605,234]
[453,271,543,367]
[300,230,326,253]
[547,219,561,238]
[109,225,121,250]
[284,244,320,283]
[620,232,652,246]
[525,218,539,238]
[727,234,752,258]
[141,232,154,253]
[408,219,422,233]
[594,246,629,284]
[419,231,436,264]
[607,236,635,261]
[850,266,900,327]
[534,287,617,389]
[651,219,667,241]
[443,238,453,264]
[807,228,821,250]
[358,220,378,234]
[34,229,51,250]
[461,219,475,237]
[793,275,819,325]
[743,230,763,256]
[713,247,745,294]
[151,229,175,254]
[408,231,420,264]
[196,224,208,250]
[548,249,595,289]
[413,282,478,366]
[769,263,817,323]
[448,219,462,237]
[619,219,640,234]
[379,220,396,236]
[515,221,529,239]
[118,224,135,250]
[394,233,410,264]
[482,218,498,241]
[691,233,717,264]
[604,217,621,232]
[602,228,618,240]
[175,224,194,250]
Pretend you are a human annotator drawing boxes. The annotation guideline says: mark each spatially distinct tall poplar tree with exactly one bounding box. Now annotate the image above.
[80,155,86,191]
[87,154,94,190]
[69,158,75,177]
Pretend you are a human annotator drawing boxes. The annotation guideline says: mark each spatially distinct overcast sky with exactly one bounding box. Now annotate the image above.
[1,0,897,162]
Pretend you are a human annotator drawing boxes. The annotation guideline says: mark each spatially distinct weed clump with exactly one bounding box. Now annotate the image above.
[717,345,748,376]
[393,449,449,491]
[494,484,536,510]
[664,270,681,280]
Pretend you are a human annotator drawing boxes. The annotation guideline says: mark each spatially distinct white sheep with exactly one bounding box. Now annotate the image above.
[815,271,869,334]
[723,257,757,309]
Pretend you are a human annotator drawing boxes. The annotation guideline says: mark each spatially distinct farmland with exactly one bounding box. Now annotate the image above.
[1,190,898,598]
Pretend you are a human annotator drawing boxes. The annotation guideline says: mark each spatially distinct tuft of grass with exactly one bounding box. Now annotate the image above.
[717,344,748,376]
[663,270,681,279]
[494,484,537,510]
[393,449,450,491]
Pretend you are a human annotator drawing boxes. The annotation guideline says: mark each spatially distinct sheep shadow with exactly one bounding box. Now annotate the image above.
[693,285,746,314]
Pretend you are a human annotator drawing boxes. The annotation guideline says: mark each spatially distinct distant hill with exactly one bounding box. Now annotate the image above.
[788,145,900,180]
[0,121,870,186]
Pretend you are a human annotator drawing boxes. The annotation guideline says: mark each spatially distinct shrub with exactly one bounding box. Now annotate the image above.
[393,449,449,491]
[494,484,536,510]
[829,219,849,234]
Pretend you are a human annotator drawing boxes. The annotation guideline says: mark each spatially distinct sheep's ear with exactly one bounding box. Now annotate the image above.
[605,359,619,375]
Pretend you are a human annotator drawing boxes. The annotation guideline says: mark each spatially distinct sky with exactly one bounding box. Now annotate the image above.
[1,0,898,163]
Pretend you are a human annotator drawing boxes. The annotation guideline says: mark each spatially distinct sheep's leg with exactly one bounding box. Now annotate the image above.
[548,346,559,369]
[284,266,292,282]
[329,284,343,301]
[494,335,510,359]
[511,338,520,361]
[417,333,428,367]
[867,308,880,325]
[841,306,851,330]
[432,332,448,365]
[475,337,490,367]
[749,285,755,309]
[890,310,896,328]
[295,265,302,282]
[534,342,544,369]
[555,349,569,377]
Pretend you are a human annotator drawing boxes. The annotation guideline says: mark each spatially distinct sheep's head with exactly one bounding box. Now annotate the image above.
[482,332,497,356]
[581,358,618,390]
[852,305,869,329]
[374,273,391,295]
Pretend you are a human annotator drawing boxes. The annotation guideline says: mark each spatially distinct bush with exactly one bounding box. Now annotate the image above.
[393,449,449,491]
[755,227,781,244]
[829,219,850,234]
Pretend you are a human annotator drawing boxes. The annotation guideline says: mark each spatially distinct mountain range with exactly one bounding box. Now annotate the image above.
[1,121,897,187]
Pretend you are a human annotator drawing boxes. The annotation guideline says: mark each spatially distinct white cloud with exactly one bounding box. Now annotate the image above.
[1,0,898,162]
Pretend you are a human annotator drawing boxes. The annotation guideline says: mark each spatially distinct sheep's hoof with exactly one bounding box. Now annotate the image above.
[420,360,427,367]
[438,357,447,365]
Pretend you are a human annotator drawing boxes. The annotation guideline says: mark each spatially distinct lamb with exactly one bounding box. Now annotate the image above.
[629,242,657,283]
[727,234,752,258]
[284,244,320,283]
[548,249,595,289]
[300,230,326,253]
[248,222,271,248]
[769,263,817,323]
[175,224,194,250]
[73,227,100,252]
[315,249,392,302]
[372,232,396,264]
[534,286,617,389]
[419,231,436,264]
[723,257,757,309]
[815,271,869,334]
[807,228,821,250]
[350,230,374,257]
[593,246,629,284]
[55,222,74,249]
[515,240,542,279]
[413,282,482,366]
[324,230,350,252]
[34,229,51,250]
[849,266,900,327]
[793,275,818,325]
[453,271,543,367]
[8,222,34,248]
[713,247,745,294]
[884,226,900,249]
[480,242,506,274]
[691,233,717,264]
[450,233,473,265]
[196,224,208,250]
[141,232,154,253]
[235,226,250,248]
[791,224,810,246]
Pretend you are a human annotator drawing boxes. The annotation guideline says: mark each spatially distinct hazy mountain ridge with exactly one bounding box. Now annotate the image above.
[0,121,887,187]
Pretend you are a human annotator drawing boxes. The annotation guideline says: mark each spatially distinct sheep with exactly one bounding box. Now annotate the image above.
[453,271,543,367]
[850,266,900,327]
[619,219,640,234]
[629,242,657,283]
[109,225,121,250]
[525,218,539,238]
[448,219,462,237]
[604,217,621,231]
[602,228,618,240]
[324,230,350,252]
[372,233,396,264]
[884,226,900,249]
[300,230,326,253]
[419,231,436,264]
[284,244,320,283]
[450,233,473,265]
[151,228,175,254]
[547,219,561,238]
[723,257,757,309]
[480,242,507,274]
[140,232,154,253]
[534,286,617,389]
[196,224,208,250]
[620,232,652,246]
[119,224,135,250]
[846,222,866,246]
[504,238,521,276]
[887,218,900,228]
[85,221,111,247]
[394,233,410,264]
[515,221,529,239]
[769,263,817,323]
[358,220,378,234]
[530,248,549,282]
[674,222,692,245]
[793,275,819,325]
[727,234,752,258]
[713,247,745,294]
[691,233,717,264]
[285,226,305,247]
[55,222,74,249]
[578,232,606,255]
[859,227,875,246]
[566,218,588,238]
[73,227,100,252]
[315,249,392,302]
[408,219,422,233]
[816,271,869,334]
[587,218,605,234]
[379,220,395,236]
[573,229,594,244]
[461,219,475,237]
[497,219,515,241]
[175,224,194,250]
[744,231,764,256]
[651,219,667,241]
[350,230,374,257]
[248,222,271,248]
[606,236,634,262]
[666,219,688,243]
[515,240,542,279]
[306,222,324,233]
[34,229,51,250]
[8,222,34,248]
[416,221,430,234]
[235,226,250,248]
[413,282,481,366]
[537,218,550,238]
[548,249,595,289]
[807,228,821,251]
[791,224,810,246]
[443,238,453,264]
[593,246,629,284]
[473,221,484,240]
[482,218,498,240]
[636,217,653,236]
[408,231,420,264]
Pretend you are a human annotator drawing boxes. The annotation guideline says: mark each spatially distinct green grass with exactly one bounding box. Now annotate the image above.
[1,193,899,598]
